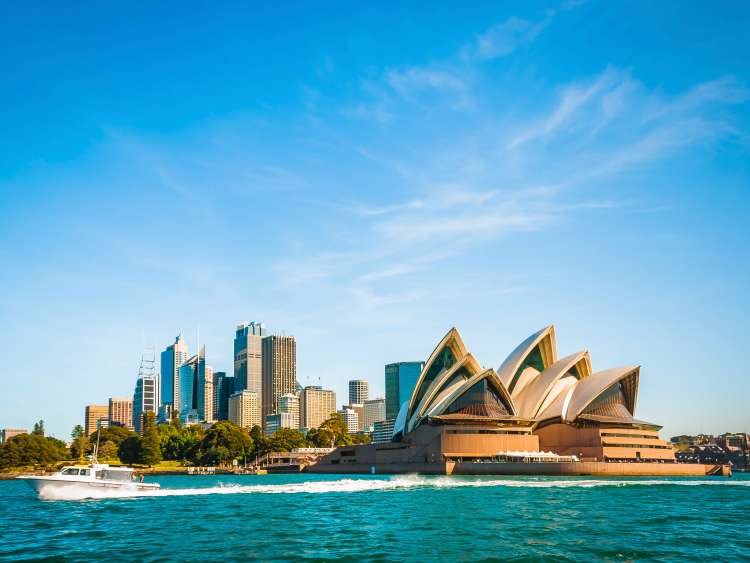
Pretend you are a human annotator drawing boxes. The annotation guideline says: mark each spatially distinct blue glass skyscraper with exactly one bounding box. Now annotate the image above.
[160,334,188,409]
[213,372,235,421]
[385,361,424,420]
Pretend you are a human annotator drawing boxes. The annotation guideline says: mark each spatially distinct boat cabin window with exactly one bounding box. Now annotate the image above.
[61,468,80,475]
[98,470,131,481]
[79,469,90,476]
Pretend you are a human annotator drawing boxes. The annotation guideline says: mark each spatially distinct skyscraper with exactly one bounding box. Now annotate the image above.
[213,372,235,421]
[262,334,297,426]
[200,364,214,423]
[133,375,159,433]
[133,348,159,433]
[279,393,300,429]
[234,322,265,394]
[300,386,336,430]
[108,398,133,430]
[228,390,261,430]
[385,361,424,420]
[84,404,108,436]
[179,359,198,423]
[348,379,369,404]
[363,398,386,430]
[178,347,213,423]
[161,334,188,411]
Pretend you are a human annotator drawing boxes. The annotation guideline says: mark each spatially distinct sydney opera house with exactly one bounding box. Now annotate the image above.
[311,326,728,476]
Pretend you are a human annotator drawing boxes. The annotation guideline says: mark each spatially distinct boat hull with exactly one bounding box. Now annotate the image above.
[17,476,160,499]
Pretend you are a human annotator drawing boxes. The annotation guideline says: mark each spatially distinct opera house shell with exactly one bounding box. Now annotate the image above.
[388,325,674,462]
[311,325,693,474]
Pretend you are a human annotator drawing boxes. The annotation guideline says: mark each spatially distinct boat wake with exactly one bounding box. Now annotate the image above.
[36,474,750,501]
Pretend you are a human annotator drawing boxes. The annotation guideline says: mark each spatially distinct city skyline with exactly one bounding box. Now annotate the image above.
[2,2,749,440]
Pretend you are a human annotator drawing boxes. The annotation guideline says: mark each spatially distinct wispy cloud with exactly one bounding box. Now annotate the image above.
[462,15,551,61]
[385,67,467,97]
[509,67,626,147]
[346,3,584,123]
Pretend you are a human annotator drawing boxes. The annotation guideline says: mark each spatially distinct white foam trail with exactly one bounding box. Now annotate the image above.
[37,475,750,501]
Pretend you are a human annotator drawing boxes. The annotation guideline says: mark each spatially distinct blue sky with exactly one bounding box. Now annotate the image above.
[1,1,748,439]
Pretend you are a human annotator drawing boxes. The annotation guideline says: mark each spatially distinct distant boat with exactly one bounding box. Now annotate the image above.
[17,463,160,497]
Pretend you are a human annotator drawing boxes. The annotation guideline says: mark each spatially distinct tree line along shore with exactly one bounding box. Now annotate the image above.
[0,413,368,476]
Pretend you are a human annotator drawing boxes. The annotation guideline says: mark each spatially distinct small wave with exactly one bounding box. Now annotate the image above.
[37,475,749,501]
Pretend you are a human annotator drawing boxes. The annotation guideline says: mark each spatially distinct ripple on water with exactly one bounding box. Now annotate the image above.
[2,475,750,561]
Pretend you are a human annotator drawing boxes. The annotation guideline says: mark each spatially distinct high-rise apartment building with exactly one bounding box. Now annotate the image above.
[300,386,336,430]
[228,390,261,430]
[279,393,300,429]
[133,375,159,433]
[213,372,235,421]
[262,335,297,426]
[161,334,188,411]
[85,405,109,436]
[338,407,359,434]
[363,398,386,430]
[234,322,265,395]
[108,398,134,430]
[385,361,424,420]
[348,379,369,404]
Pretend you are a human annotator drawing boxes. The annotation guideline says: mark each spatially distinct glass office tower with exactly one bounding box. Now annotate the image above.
[385,361,424,420]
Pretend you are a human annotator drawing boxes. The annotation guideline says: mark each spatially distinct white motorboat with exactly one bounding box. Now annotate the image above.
[18,463,160,498]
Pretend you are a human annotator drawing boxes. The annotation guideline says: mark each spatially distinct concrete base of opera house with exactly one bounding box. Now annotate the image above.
[306,461,730,477]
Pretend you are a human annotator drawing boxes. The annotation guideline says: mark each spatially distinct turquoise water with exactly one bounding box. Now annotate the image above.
[2,473,750,561]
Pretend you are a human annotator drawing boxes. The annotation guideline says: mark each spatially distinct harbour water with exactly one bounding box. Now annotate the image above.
[2,473,749,561]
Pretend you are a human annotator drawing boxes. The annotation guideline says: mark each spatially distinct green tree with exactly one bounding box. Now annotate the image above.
[99,441,118,459]
[0,434,68,470]
[71,425,85,440]
[159,423,203,461]
[70,425,90,460]
[139,412,162,466]
[117,436,141,465]
[89,425,137,460]
[195,421,253,465]
[268,428,307,452]
[308,414,352,447]
[350,433,371,445]
[249,425,270,457]
[31,420,45,436]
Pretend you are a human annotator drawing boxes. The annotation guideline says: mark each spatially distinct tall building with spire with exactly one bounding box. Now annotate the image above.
[161,334,188,412]
[234,322,265,395]
[262,334,297,426]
